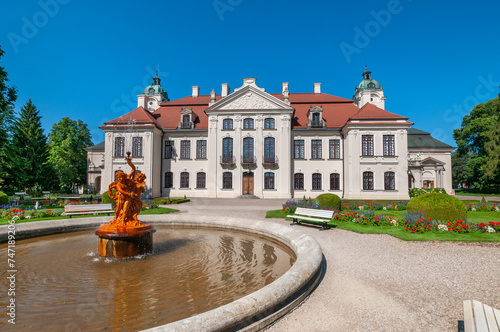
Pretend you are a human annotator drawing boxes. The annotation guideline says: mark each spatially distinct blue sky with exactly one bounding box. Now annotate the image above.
[1,0,499,145]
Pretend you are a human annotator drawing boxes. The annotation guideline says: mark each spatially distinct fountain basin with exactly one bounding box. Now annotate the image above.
[0,214,323,331]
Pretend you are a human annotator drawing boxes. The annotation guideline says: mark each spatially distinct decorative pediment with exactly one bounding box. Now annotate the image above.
[206,79,293,112]
[421,157,445,166]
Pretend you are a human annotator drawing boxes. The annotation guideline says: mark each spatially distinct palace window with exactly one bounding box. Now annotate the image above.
[196,140,207,159]
[164,172,173,188]
[164,140,174,159]
[264,172,275,189]
[264,137,275,162]
[243,118,254,129]
[383,135,395,156]
[243,137,254,161]
[180,172,189,188]
[180,140,190,159]
[312,173,322,190]
[311,140,322,159]
[197,172,206,189]
[223,137,233,158]
[223,172,232,189]
[329,139,340,159]
[114,137,125,157]
[362,135,374,156]
[330,173,340,190]
[132,137,143,158]
[294,140,304,159]
[294,173,304,190]
[223,119,233,130]
[363,171,374,190]
[384,172,395,190]
[264,118,275,129]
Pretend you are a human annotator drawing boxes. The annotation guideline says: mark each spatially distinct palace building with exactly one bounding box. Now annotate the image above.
[88,69,453,199]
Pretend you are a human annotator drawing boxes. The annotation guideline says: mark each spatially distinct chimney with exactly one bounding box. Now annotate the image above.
[282,82,289,94]
[314,83,321,94]
[221,83,230,97]
[192,86,200,97]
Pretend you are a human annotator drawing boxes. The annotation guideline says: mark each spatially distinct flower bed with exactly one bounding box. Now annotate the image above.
[279,199,499,237]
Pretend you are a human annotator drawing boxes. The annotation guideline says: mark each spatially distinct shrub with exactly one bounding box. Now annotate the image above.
[315,193,341,210]
[27,190,42,198]
[406,193,467,222]
[409,187,446,198]
[102,191,116,206]
[0,191,8,205]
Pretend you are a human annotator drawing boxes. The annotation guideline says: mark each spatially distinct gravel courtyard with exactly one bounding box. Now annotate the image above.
[173,198,500,332]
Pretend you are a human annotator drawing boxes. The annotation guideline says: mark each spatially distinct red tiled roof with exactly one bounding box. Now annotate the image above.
[292,103,360,128]
[103,107,161,128]
[350,103,408,120]
[104,93,410,131]
[154,104,209,130]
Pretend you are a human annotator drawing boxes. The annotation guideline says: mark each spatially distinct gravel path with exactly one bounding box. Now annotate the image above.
[170,198,500,332]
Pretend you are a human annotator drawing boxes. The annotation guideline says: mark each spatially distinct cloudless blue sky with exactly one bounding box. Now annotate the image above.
[1,0,499,145]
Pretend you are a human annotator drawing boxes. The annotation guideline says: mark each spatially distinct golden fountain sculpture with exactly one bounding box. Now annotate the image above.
[95,152,156,258]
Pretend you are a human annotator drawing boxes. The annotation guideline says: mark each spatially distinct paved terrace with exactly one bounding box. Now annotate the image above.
[170,198,500,332]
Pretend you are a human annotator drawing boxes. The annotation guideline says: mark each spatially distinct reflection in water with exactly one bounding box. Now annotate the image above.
[0,225,296,331]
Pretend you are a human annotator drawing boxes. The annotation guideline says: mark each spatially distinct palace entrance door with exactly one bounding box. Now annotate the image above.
[242,172,254,195]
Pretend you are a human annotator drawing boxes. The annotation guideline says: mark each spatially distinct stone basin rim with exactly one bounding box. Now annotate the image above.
[0,214,323,331]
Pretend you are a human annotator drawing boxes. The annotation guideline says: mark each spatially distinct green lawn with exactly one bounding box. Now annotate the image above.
[266,208,500,242]
[454,188,500,197]
[0,207,179,225]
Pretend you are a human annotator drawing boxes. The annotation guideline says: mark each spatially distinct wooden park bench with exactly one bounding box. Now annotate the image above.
[287,207,334,230]
[463,300,500,332]
[14,192,27,196]
[62,204,114,218]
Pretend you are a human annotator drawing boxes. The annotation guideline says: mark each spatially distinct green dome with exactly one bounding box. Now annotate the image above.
[144,74,169,100]
[355,68,382,92]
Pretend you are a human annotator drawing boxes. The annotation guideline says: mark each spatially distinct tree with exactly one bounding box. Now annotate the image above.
[2,100,52,192]
[453,96,500,188]
[48,118,92,192]
[0,45,18,189]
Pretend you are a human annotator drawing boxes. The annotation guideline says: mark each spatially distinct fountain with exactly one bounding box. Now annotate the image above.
[95,152,156,258]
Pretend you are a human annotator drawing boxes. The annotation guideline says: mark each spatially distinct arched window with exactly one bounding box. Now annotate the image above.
[363,171,373,190]
[243,118,254,129]
[264,137,275,163]
[294,173,304,190]
[312,173,322,190]
[223,172,232,189]
[264,118,275,129]
[164,172,173,188]
[223,119,233,130]
[180,172,189,188]
[384,172,395,190]
[330,173,340,190]
[197,172,206,189]
[264,172,275,189]
[243,137,254,162]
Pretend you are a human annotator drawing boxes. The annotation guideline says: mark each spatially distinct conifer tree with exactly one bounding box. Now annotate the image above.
[3,100,51,192]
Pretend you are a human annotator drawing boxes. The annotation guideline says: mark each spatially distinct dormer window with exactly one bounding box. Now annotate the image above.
[179,108,196,129]
[307,106,324,128]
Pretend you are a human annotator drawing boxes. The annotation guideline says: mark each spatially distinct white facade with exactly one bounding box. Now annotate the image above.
[92,71,453,200]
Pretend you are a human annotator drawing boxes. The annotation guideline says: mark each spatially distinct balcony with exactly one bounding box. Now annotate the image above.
[310,120,324,128]
[262,155,279,167]
[220,156,236,167]
[241,156,257,167]
[178,121,194,129]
